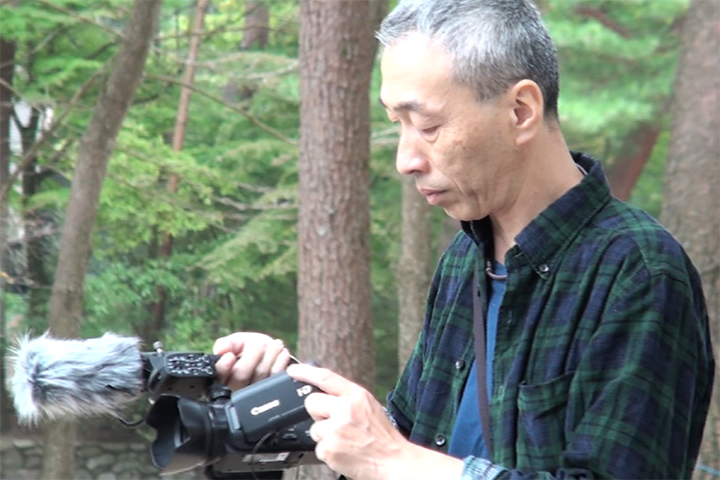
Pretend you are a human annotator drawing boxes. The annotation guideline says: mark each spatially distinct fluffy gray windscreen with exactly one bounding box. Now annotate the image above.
[8,332,145,424]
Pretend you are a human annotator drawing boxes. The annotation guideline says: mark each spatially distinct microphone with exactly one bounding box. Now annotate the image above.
[8,332,327,478]
[8,332,145,424]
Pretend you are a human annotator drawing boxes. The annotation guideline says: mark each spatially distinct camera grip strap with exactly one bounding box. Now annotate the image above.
[472,270,493,458]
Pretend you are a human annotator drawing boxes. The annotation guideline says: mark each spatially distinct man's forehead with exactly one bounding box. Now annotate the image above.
[379,34,453,111]
[378,96,427,113]
[379,32,444,70]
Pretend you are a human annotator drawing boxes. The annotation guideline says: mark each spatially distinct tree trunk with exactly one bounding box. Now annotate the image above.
[397,176,433,371]
[606,122,662,201]
[41,1,162,478]
[297,0,383,477]
[0,36,17,434]
[659,0,719,473]
[241,1,270,50]
[223,1,271,103]
[150,0,209,346]
[17,106,52,333]
[439,215,461,258]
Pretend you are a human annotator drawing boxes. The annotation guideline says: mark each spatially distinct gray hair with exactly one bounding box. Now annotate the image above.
[377,0,559,119]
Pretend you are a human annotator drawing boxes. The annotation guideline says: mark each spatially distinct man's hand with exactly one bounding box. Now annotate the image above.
[287,364,464,480]
[213,332,291,391]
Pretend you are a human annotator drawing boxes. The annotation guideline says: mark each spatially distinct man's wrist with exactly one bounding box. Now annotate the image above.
[380,441,464,480]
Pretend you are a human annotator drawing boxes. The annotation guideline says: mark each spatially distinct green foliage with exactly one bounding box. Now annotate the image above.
[543,0,685,216]
[548,0,685,138]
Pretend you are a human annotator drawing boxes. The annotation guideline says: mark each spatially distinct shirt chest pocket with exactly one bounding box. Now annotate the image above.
[516,371,574,471]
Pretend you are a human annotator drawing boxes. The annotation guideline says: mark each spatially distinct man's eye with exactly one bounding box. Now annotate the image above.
[421,125,439,135]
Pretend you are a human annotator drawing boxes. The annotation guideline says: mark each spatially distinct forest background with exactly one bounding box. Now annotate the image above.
[0,0,717,479]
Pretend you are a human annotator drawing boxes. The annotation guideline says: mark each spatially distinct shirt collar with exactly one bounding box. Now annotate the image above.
[461,152,611,278]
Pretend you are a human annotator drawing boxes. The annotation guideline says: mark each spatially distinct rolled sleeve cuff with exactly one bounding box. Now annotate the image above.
[383,407,399,430]
[461,457,507,480]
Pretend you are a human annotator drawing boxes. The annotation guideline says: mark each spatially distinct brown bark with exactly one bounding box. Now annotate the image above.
[659,0,720,473]
[606,123,662,201]
[297,0,384,477]
[41,1,162,478]
[0,36,17,434]
[574,6,633,39]
[397,176,433,371]
[223,1,271,103]
[439,215,461,258]
[151,0,209,344]
[241,1,270,50]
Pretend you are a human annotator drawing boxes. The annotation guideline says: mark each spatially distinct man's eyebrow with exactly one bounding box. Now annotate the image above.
[378,96,426,113]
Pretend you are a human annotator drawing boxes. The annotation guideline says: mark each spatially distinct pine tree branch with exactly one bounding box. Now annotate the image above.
[34,0,124,39]
[33,0,188,68]
[0,77,23,98]
[214,195,296,212]
[574,6,633,39]
[147,73,298,146]
[0,63,107,202]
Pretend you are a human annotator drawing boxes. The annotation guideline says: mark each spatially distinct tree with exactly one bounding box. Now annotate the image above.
[16,104,52,332]
[223,1,271,103]
[40,0,162,477]
[543,0,686,205]
[297,0,385,477]
[397,176,433,370]
[151,0,210,346]
[241,1,270,50]
[0,35,17,434]
[605,122,663,201]
[659,0,719,473]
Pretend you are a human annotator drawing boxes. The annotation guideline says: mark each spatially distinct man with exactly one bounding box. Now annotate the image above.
[214,0,714,478]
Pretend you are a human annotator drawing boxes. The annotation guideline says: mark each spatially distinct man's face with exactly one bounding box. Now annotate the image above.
[380,34,519,221]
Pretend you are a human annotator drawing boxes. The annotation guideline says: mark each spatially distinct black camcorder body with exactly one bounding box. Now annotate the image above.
[138,346,321,479]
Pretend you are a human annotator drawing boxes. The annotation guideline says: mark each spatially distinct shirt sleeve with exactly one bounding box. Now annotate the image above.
[461,457,507,480]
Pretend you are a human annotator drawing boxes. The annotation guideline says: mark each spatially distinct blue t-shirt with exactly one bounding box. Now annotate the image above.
[447,262,506,459]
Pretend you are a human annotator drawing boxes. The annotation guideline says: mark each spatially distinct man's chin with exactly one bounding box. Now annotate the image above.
[442,207,485,223]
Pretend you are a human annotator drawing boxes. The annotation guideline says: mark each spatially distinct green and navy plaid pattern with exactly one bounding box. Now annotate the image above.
[387,153,714,479]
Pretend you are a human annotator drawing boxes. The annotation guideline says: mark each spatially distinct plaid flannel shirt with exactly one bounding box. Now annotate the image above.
[387,153,714,479]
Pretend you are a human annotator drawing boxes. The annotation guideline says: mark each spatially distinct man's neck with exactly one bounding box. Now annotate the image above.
[490,132,583,263]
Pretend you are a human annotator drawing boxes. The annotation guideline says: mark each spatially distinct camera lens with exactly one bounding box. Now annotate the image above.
[146,395,210,474]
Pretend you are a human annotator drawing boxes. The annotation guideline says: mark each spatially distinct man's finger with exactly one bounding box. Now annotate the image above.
[287,364,355,397]
[271,348,292,375]
[227,343,266,390]
[251,339,285,383]
[212,334,245,356]
[214,351,236,385]
[304,392,338,421]
[309,417,326,443]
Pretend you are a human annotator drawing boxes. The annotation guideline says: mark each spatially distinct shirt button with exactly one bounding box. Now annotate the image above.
[455,359,466,371]
[539,264,549,273]
[434,434,447,447]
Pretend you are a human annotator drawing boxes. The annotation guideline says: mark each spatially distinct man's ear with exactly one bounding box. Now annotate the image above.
[508,80,544,146]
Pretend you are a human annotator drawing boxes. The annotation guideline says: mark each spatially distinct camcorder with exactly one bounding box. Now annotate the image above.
[137,342,321,479]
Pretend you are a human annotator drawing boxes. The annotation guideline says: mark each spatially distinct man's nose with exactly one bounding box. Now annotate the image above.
[395,129,427,176]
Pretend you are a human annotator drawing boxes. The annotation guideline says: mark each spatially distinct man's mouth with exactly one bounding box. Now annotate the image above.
[418,188,445,205]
